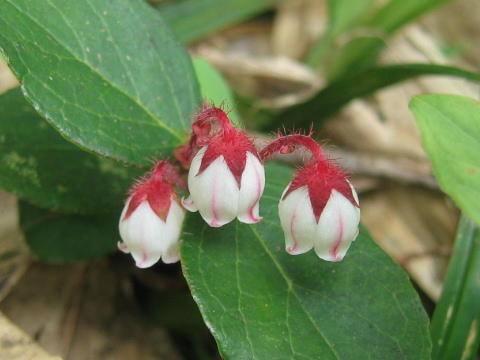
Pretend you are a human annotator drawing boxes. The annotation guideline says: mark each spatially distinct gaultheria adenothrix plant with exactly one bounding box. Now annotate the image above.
[118,161,186,268]
[119,105,360,267]
[180,105,265,227]
[259,134,361,262]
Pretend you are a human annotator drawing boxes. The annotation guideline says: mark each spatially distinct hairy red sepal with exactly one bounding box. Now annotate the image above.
[284,160,359,222]
[197,129,259,188]
[123,161,181,221]
[185,105,260,188]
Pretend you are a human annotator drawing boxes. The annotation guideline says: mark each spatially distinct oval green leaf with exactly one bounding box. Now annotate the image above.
[0,88,141,214]
[181,162,431,360]
[410,94,480,226]
[20,201,120,262]
[0,0,200,166]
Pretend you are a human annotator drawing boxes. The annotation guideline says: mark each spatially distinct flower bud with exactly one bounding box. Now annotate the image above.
[279,180,360,262]
[260,133,360,261]
[182,106,265,227]
[118,161,185,268]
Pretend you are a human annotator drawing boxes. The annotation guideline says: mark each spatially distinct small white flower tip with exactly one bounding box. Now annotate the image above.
[209,218,222,227]
[237,212,262,224]
[134,254,161,269]
[286,245,298,255]
[181,195,198,212]
[117,241,130,254]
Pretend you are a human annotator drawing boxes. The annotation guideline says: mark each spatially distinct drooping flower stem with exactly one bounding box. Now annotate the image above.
[173,105,236,166]
[149,161,186,191]
[181,104,265,227]
[195,105,235,137]
[151,161,167,183]
[259,134,327,163]
[263,134,361,262]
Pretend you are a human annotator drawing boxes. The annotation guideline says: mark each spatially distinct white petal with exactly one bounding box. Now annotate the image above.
[119,200,165,268]
[117,241,130,253]
[314,190,361,262]
[237,152,265,224]
[181,194,198,212]
[278,185,317,255]
[347,179,360,206]
[160,200,185,263]
[188,147,239,227]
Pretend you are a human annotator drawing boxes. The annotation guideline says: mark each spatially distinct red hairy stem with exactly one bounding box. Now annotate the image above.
[259,134,326,163]
[195,105,235,137]
[154,161,186,190]
[174,105,236,166]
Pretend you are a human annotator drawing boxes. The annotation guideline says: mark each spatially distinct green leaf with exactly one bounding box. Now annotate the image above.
[192,57,240,126]
[306,0,377,78]
[307,0,453,75]
[327,0,376,34]
[0,87,141,214]
[430,215,480,360]
[261,64,480,132]
[19,201,120,262]
[410,94,480,226]
[366,0,452,34]
[157,0,283,45]
[181,162,431,360]
[0,0,200,166]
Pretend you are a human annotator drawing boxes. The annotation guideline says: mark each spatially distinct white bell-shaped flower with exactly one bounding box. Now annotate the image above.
[279,182,360,262]
[118,161,186,268]
[182,146,265,227]
[119,198,185,267]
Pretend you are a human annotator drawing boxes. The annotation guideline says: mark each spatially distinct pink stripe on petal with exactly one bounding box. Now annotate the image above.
[287,205,299,254]
[210,218,221,227]
[247,163,263,222]
[135,252,148,268]
[330,210,344,261]
[248,208,261,223]
[210,172,220,225]
[248,174,262,222]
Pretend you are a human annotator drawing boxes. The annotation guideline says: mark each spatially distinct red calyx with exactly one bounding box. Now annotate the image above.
[284,160,358,222]
[197,129,259,188]
[260,133,359,222]
[123,161,180,222]
[185,105,260,188]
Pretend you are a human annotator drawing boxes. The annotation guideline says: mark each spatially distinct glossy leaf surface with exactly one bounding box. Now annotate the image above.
[158,0,283,44]
[181,162,431,360]
[0,88,141,213]
[0,0,200,166]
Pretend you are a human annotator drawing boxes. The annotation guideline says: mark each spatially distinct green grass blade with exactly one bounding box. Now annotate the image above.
[261,63,480,132]
[430,215,480,360]
[307,0,454,75]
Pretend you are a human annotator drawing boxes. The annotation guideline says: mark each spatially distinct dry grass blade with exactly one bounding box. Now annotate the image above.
[0,312,62,360]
